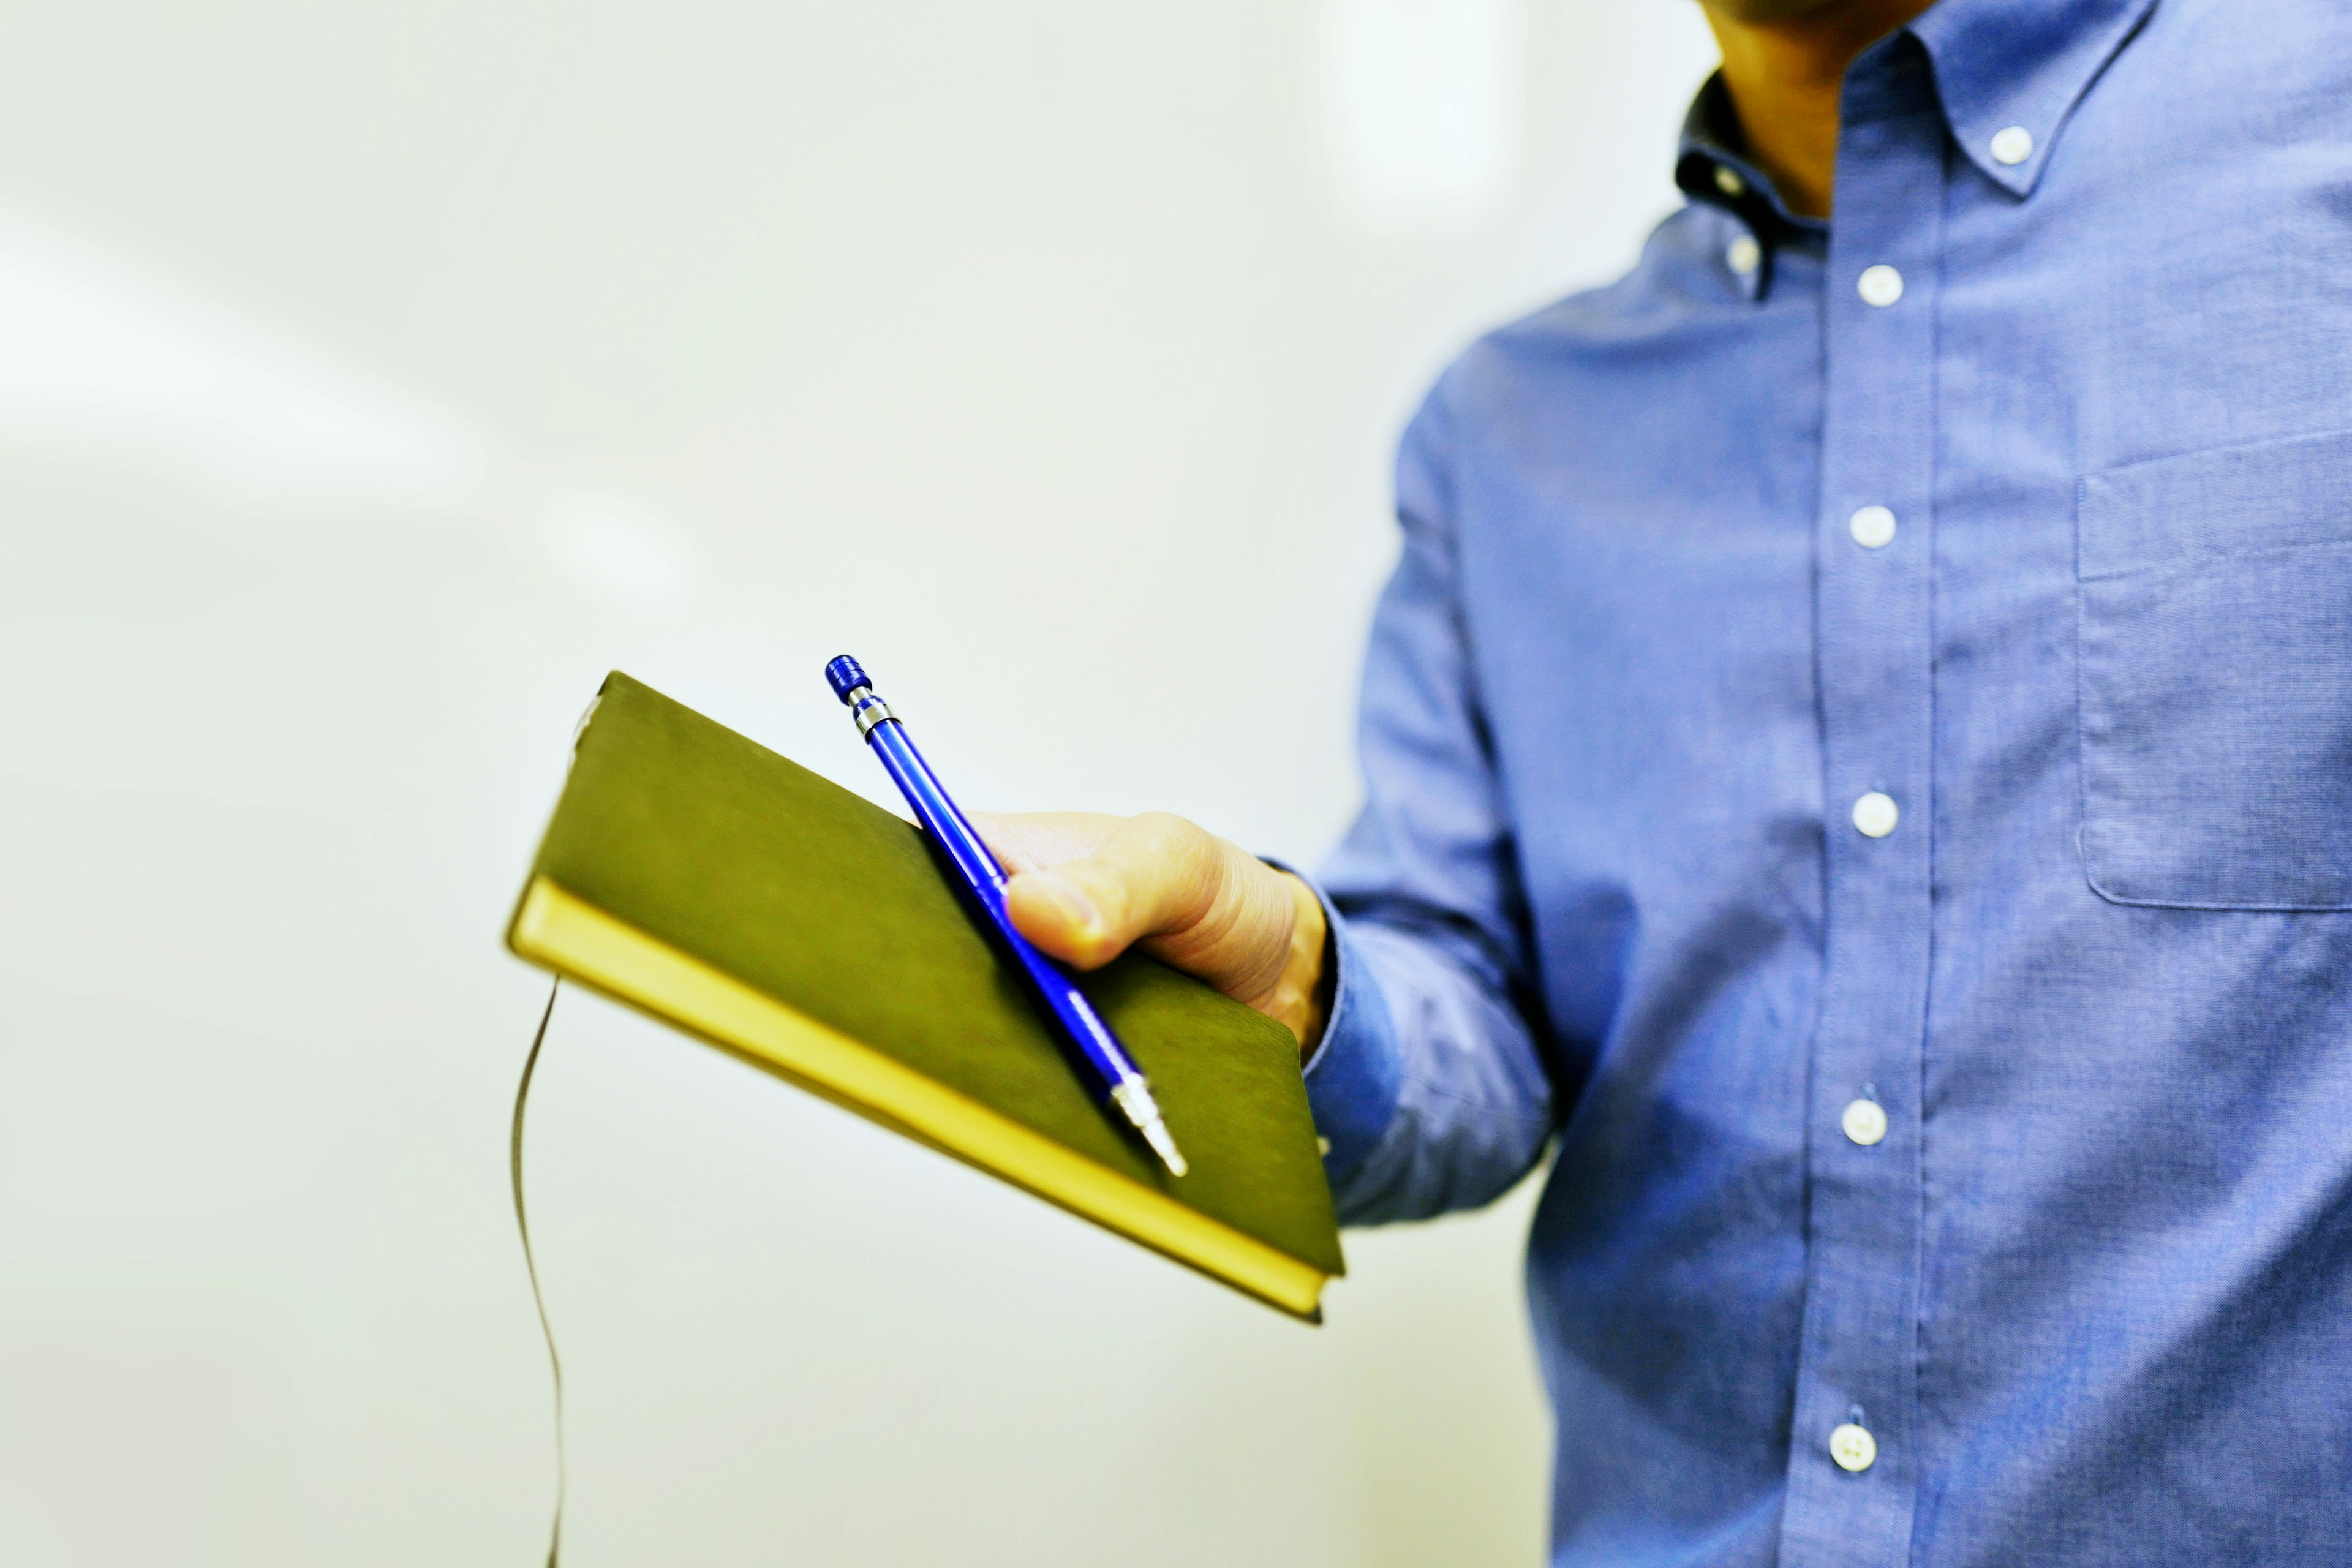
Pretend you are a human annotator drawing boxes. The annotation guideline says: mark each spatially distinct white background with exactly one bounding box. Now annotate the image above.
[0,2,1715,1561]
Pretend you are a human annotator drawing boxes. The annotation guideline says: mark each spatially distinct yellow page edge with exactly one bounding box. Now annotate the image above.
[508,876,1330,1322]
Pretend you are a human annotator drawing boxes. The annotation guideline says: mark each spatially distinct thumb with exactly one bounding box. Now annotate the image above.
[1001,811,1223,971]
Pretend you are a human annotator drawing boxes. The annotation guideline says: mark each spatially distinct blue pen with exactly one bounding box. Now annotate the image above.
[824,655,1189,1178]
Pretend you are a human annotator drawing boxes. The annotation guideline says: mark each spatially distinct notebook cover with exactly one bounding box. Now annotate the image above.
[508,671,1344,1302]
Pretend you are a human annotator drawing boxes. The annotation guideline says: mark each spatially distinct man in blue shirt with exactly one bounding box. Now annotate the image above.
[982,0,2352,1561]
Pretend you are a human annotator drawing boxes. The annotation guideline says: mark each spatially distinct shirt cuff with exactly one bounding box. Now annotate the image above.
[1270,865,1403,1187]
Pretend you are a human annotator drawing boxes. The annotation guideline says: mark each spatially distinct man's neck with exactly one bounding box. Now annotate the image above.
[1699,0,1939,219]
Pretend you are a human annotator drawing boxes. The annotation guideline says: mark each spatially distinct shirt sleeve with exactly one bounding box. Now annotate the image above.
[1300,379,1556,1224]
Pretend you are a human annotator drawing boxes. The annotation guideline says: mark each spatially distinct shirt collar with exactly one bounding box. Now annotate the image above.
[1909,0,2157,197]
[1675,72,1827,245]
[1676,0,2158,226]
[1675,71,1826,300]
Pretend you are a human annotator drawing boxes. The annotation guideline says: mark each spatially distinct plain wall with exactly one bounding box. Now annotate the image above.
[0,2,1716,1562]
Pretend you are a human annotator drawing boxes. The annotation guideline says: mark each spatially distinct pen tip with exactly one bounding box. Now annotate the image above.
[1111,1079,1187,1177]
[1144,1118,1188,1178]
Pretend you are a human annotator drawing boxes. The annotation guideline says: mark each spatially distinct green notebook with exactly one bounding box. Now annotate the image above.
[506,673,1344,1319]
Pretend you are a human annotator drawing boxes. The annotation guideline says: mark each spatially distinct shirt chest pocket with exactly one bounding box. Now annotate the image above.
[2078,428,2352,908]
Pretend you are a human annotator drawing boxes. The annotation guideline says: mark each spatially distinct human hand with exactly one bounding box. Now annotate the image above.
[971,810,1331,1055]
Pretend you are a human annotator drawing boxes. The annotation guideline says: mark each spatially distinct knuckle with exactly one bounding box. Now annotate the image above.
[1104,812,1218,931]
[1116,813,1198,881]
[1126,810,1199,851]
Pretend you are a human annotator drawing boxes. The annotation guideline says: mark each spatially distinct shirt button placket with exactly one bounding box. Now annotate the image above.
[1778,35,1943,1568]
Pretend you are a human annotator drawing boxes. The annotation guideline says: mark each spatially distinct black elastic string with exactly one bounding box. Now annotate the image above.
[511,978,565,1567]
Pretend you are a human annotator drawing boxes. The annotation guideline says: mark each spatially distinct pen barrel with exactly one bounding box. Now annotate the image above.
[998,930,1147,1096]
[865,718,1005,895]
[861,717,1146,1099]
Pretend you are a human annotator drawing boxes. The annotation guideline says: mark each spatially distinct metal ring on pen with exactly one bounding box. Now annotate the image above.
[846,687,895,739]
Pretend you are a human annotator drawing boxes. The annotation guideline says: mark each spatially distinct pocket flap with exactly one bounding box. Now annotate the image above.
[2078,427,2352,581]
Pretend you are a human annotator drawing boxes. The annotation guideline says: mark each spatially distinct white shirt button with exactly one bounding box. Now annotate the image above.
[1830,1422,1879,1473]
[1842,1098,1888,1146]
[1726,235,1761,276]
[1857,264,1904,307]
[1990,125,2034,166]
[1848,505,1897,549]
[1852,791,1899,838]
[1714,165,1746,197]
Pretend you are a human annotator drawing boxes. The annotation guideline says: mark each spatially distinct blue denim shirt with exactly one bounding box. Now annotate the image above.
[1302,2,2352,1562]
